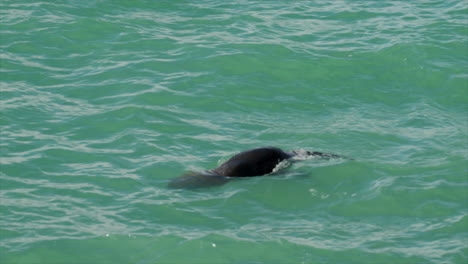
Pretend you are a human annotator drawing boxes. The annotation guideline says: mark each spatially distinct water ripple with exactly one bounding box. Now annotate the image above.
[1,0,467,263]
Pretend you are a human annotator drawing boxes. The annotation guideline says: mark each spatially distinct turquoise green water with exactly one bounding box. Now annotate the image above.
[1,0,467,263]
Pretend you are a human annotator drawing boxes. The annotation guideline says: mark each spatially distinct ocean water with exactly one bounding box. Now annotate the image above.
[1,0,467,263]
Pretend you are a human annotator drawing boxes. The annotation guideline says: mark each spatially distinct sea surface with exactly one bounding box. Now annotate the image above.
[1,1,467,263]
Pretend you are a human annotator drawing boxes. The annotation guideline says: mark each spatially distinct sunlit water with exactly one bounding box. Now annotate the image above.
[1,1,467,263]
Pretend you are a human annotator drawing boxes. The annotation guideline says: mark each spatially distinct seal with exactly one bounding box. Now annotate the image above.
[168,146,350,189]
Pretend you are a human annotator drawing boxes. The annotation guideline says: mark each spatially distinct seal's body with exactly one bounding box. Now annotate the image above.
[209,147,293,177]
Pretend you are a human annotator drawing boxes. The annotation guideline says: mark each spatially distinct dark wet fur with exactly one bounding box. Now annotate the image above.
[209,147,293,177]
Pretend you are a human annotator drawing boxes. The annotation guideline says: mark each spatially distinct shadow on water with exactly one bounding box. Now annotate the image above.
[168,171,231,189]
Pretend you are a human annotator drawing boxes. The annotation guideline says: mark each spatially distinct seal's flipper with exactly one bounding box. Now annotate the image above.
[306,151,354,160]
[290,150,353,160]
